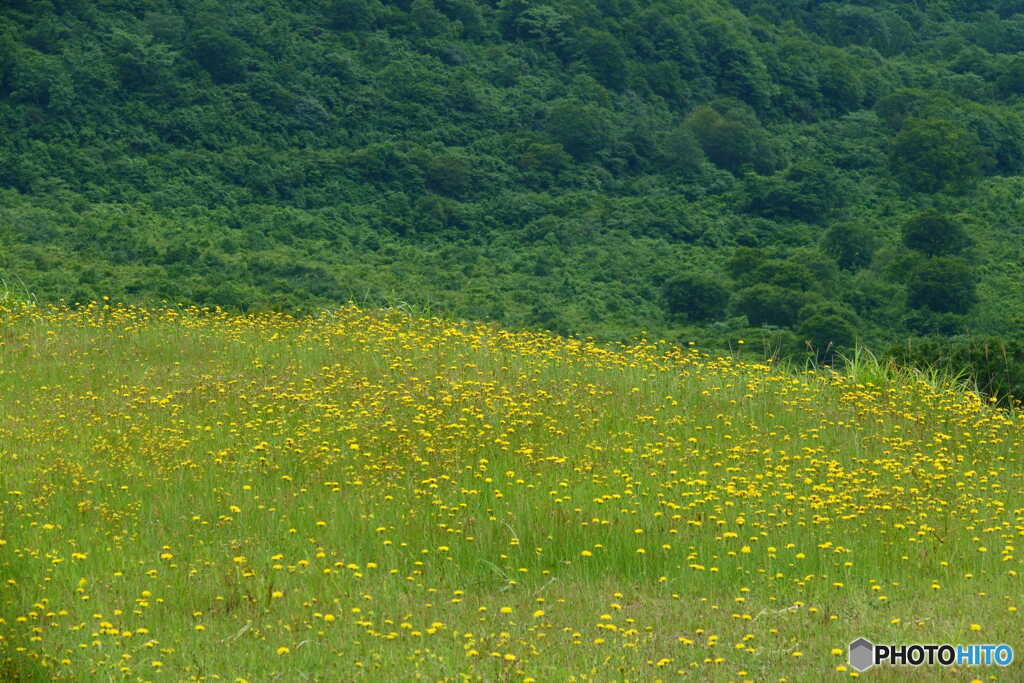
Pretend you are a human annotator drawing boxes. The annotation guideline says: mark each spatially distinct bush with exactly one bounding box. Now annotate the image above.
[887,337,1024,405]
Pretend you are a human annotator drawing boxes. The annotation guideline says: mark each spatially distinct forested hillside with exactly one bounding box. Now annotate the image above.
[4,0,1024,388]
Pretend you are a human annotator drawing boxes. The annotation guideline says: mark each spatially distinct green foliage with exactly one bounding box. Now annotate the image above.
[726,247,768,283]
[411,0,449,37]
[695,15,772,110]
[425,155,473,199]
[328,0,377,31]
[1,0,1024,375]
[901,211,973,257]
[109,28,176,92]
[996,55,1024,96]
[819,4,912,55]
[889,118,985,192]
[796,300,859,361]
[575,28,629,91]
[686,100,778,173]
[745,160,845,222]
[655,125,706,177]
[822,223,876,271]
[663,271,729,322]
[748,259,816,292]
[888,336,1024,404]
[906,257,978,315]
[190,27,248,84]
[732,283,811,328]
[545,100,612,161]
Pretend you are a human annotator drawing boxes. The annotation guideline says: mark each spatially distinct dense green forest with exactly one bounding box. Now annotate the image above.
[4,0,1024,395]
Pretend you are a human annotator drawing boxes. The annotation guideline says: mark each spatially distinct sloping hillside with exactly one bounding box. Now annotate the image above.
[1,300,1022,678]
[3,1,1024,355]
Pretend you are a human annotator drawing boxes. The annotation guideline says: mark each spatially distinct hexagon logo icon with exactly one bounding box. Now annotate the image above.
[849,637,875,672]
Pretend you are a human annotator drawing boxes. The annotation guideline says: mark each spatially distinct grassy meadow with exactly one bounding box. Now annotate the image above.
[0,300,1022,681]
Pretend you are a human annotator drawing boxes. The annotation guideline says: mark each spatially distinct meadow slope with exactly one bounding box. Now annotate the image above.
[0,301,1022,680]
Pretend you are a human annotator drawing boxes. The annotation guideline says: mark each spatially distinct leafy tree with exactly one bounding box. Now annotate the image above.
[190,27,247,83]
[745,160,844,222]
[749,259,817,291]
[822,223,876,271]
[901,211,973,256]
[327,0,376,31]
[518,143,571,187]
[9,52,75,111]
[415,193,456,232]
[411,0,448,37]
[889,118,985,192]
[444,0,485,40]
[820,5,911,55]
[796,300,859,360]
[663,271,729,321]
[110,28,176,91]
[0,31,16,94]
[875,88,943,130]
[426,155,473,198]
[686,100,778,174]
[545,100,611,161]
[902,309,967,336]
[144,12,186,43]
[655,124,705,176]
[733,283,810,327]
[641,61,686,106]
[996,55,1024,95]
[906,257,978,314]
[575,28,628,91]
[500,1,569,50]
[790,247,839,291]
[696,16,771,111]
[769,37,823,121]
[817,53,864,114]
[726,247,768,283]
[518,143,571,175]
[958,104,1024,175]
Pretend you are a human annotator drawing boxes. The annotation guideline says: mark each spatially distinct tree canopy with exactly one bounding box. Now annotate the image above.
[0,0,1023,373]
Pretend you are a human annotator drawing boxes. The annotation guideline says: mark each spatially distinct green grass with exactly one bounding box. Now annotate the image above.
[0,300,1022,681]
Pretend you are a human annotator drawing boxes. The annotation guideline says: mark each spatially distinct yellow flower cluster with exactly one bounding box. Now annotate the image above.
[0,300,1020,679]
